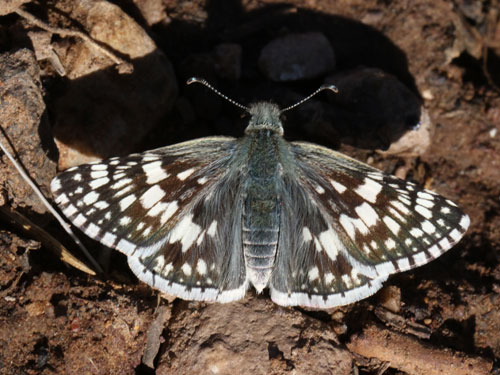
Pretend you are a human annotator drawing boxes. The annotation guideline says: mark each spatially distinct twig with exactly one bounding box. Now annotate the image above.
[15,7,133,74]
[0,205,96,276]
[347,322,492,375]
[0,136,103,274]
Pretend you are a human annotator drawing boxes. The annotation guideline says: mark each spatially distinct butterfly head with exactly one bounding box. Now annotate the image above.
[245,102,284,136]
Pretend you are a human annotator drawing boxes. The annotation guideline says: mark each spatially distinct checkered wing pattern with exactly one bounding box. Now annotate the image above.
[51,137,249,302]
[270,142,469,308]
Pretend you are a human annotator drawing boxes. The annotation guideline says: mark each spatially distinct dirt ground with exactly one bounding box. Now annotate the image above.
[0,0,499,374]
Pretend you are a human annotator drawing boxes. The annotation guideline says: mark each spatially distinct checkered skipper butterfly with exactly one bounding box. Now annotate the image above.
[51,78,469,308]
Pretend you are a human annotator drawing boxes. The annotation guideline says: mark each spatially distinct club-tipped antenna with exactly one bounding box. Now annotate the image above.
[187,77,249,111]
[279,84,338,114]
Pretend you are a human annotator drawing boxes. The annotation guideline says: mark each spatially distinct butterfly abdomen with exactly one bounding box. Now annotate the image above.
[242,131,282,293]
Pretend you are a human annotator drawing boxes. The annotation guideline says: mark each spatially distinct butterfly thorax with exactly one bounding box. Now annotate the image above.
[242,105,285,293]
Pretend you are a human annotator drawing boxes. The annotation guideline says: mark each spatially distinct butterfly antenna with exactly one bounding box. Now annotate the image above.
[187,77,249,111]
[280,84,338,114]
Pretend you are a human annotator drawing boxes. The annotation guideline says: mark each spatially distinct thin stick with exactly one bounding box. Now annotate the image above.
[0,205,96,276]
[15,8,133,74]
[0,136,103,274]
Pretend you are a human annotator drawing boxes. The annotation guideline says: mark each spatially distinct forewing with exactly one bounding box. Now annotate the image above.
[270,141,469,308]
[51,137,248,302]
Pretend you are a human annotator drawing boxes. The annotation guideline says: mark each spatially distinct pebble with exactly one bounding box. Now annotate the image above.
[259,32,335,81]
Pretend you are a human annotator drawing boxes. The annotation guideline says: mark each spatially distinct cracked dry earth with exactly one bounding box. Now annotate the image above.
[0,0,499,374]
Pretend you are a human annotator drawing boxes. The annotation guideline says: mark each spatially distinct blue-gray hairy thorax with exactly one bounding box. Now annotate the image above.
[245,102,284,136]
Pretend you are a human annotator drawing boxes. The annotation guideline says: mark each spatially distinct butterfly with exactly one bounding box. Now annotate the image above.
[50,78,469,308]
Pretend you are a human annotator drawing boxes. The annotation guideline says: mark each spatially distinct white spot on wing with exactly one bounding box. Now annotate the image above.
[182,263,192,276]
[397,258,410,269]
[428,244,441,257]
[302,227,312,242]
[375,262,396,275]
[330,180,347,194]
[207,220,217,237]
[143,161,169,184]
[417,191,434,200]
[85,223,100,237]
[161,201,179,225]
[169,214,202,252]
[83,191,99,205]
[56,194,69,204]
[355,202,379,227]
[439,237,451,249]
[413,252,427,265]
[325,273,334,284]
[342,274,353,288]
[383,216,401,235]
[384,238,396,249]
[421,220,436,234]
[51,178,61,192]
[449,228,462,241]
[73,214,87,227]
[197,176,208,185]
[119,194,136,211]
[354,178,383,203]
[91,164,107,171]
[416,198,434,208]
[111,178,132,190]
[318,227,342,261]
[308,267,319,282]
[120,216,131,226]
[140,185,166,209]
[177,168,195,181]
[339,214,369,240]
[314,184,325,194]
[459,215,470,229]
[410,227,424,237]
[416,205,433,219]
[102,232,117,247]
[90,171,108,179]
[441,206,451,214]
[63,204,77,217]
[197,259,207,275]
[89,177,109,189]
[94,201,109,209]
[399,196,411,205]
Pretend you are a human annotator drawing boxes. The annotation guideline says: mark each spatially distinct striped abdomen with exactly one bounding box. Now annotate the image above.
[243,179,280,292]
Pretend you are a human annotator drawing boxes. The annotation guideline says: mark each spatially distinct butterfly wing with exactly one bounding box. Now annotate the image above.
[270,141,469,308]
[51,137,249,302]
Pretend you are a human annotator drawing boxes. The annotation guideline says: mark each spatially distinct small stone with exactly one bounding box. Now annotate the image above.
[25,301,52,317]
[259,32,335,81]
[379,108,433,157]
[378,285,401,313]
[333,323,348,335]
[325,67,423,151]
[133,0,168,26]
